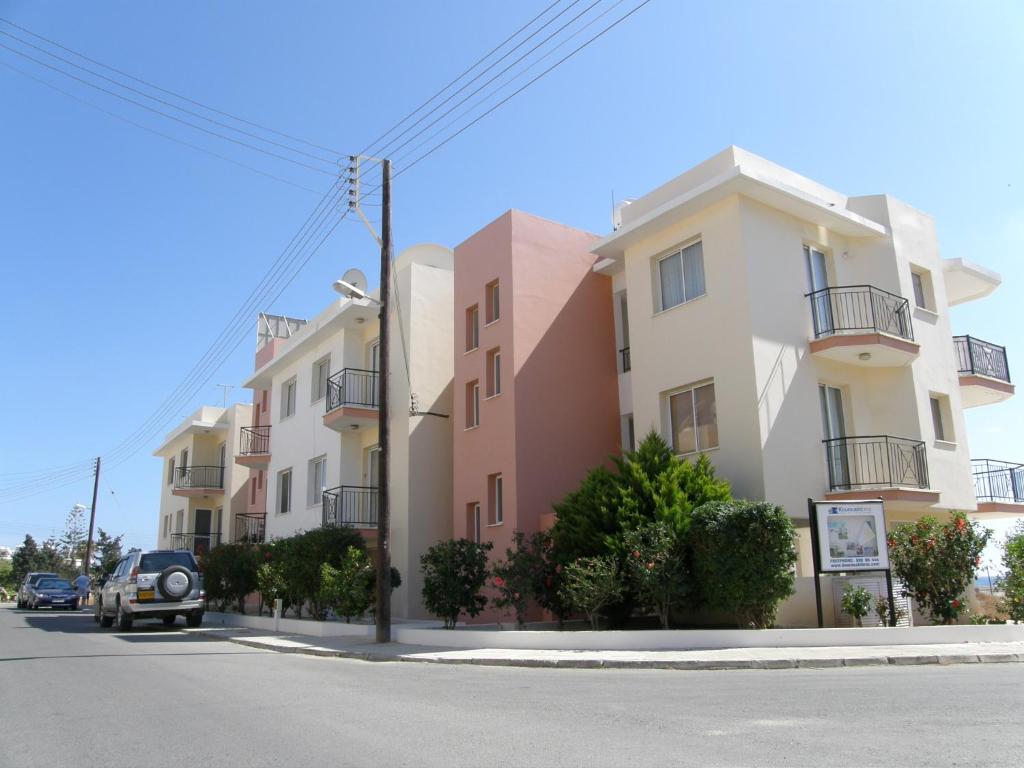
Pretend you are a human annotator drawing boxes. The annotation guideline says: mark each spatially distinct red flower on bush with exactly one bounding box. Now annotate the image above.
[951,599,961,609]
[633,550,641,559]
[955,517,967,531]
[493,576,506,588]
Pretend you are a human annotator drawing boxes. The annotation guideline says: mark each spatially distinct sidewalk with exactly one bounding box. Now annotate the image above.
[194,627,1024,670]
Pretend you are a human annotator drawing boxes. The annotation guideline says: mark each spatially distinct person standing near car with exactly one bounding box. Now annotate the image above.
[74,572,90,609]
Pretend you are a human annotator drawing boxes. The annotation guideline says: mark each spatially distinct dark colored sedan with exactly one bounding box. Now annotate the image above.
[31,578,79,610]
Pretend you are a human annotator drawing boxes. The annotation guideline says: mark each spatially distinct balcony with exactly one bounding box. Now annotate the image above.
[972,459,1024,513]
[954,336,1014,407]
[323,369,379,432]
[172,466,224,497]
[823,435,937,504]
[807,285,919,367]
[322,485,378,529]
[169,531,222,557]
[235,425,271,469]
[234,513,266,544]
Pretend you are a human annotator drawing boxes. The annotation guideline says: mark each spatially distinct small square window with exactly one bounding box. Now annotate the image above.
[668,382,718,454]
[930,394,954,443]
[910,267,935,312]
[657,241,706,311]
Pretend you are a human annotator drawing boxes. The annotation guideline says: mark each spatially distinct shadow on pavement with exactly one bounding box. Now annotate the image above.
[18,608,219,643]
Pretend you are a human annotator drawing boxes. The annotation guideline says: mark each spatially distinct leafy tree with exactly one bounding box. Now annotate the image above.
[201,543,260,613]
[691,501,797,629]
[37,537,66,576]
[491,531,544,629]
[11,534,40,583]
[622,522,689,629]
[320,548,373,622]
[1003,521,1024,622]
[887,512,990,624]
[550,466,621,560]
[420,539,492,629]
[840,584,872,627]
[60,504,88,569]
[91,529,124,577]
[559,556,624,630]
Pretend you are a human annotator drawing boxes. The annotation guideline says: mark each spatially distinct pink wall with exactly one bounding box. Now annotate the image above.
[243,339,283,522]
[453,210,620,599]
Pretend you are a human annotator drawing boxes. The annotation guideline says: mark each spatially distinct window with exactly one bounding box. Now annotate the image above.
[467,502,481,544]
[175,509,184,534]
[250,477,257,505]
[658,240,706,311]
[180,448,188,470]
[261,390,268,413]
[257,470,263,490]
[307,456,327,506]
[163,515,170,538]
[167,457,175,485]
[488,473,503,526]
[485,280,500,324]
[367,446,381,488]
[466,305,480,351]
[668,382,718,454]
[930,394,953,443]
[910,267,935,311]
[369,340,381,372]
[486,348,502,397]
[281,377,297,419]
[312,356,330,402]
[466,380,480,428]
[621,414,635,452]
[218,442,226,468]
[277,469,292,515]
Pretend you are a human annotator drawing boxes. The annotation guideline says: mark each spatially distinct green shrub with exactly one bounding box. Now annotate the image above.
[320,548,373,622]
[622,522,688,629]
[690,501,797,629]
[201,543,259,613]
[560,556,624,630]
[887,512,990,624]
[840,584,872,627]
[491,532,545,629]
[874,595,906,627]
[420,539,492,629]
[1002,521,1024,622]
[525,531,572,628]
[256,560,285,615]
[276,527,367,620]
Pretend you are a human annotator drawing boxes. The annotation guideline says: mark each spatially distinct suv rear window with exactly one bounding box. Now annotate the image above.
[139,552,196,573]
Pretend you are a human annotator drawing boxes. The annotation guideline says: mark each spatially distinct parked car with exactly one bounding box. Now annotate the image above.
[95,549,205,631]
[16,572,58,609]
[29,578,79,610]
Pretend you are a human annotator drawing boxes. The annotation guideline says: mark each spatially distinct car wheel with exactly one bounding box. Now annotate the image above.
[99,601,114,628]
[116,601,133,631]
[185,610,204,628]
[162,616,177,627]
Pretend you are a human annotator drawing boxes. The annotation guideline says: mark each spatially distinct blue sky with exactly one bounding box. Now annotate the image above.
[1,0,1022,562]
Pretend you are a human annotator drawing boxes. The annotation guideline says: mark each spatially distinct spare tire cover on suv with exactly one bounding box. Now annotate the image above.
[157,565,195,601]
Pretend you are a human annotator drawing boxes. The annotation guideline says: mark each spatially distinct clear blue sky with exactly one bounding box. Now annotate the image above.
[1,1,1022,562]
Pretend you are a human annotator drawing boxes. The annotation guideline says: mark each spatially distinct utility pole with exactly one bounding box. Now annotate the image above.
[83,456,100,576]
[376,159,392,643]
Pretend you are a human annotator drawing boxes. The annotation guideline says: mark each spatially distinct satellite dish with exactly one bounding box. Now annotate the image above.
[340,268,367,294]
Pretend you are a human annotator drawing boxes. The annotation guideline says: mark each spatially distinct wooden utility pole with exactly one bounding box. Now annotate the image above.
[83,457,100,576]
[375,159,392,643]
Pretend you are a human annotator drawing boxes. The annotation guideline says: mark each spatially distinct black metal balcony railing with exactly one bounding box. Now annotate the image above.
[234,513,266,543]
[326,369,379,412]
[173,466,225,490]
[823,435,929,492]
[169,532,222,556]
[620,346,631,373]
[322,485,379,528]
[972,459,1024,503]
[807,285,914,342]
[239,425,271,455]
[954,336,1011,383]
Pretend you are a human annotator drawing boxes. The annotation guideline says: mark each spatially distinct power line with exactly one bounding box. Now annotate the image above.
[0,15,341,156]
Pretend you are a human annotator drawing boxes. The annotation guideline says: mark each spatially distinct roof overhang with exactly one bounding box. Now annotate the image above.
[943,257,1002,306]
[591,165,887,263]
[153,419,228,456]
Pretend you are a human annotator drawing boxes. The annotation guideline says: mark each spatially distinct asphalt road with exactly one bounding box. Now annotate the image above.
[1,605,1022,768]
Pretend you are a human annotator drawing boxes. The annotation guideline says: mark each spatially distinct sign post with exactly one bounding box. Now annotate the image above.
[808,498,895,627]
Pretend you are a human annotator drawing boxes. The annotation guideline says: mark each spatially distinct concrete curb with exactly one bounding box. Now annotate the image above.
[219,635,1024,671]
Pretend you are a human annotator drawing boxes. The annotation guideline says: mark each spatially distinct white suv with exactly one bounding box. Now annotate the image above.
[95,549,205,631]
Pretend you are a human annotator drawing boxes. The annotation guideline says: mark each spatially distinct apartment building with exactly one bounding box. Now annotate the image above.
[451,210,621,562]
[154,404,253,554]
[242,243,454,619]
[592,146,1016,625]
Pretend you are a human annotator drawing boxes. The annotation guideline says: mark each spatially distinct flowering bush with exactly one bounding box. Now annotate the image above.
[491,532,544,629]
[1002,521,1024,622]
[887,512,990,624]
[621,522,688,629]
[420,539,492,629]
[840,584,872,627]
[874,595,907,627]
[559,556,624,630]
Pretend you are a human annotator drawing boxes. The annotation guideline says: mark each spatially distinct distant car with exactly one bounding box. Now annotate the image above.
[16,572,58,609]
[29,578,79,610]
[96,549,205,631]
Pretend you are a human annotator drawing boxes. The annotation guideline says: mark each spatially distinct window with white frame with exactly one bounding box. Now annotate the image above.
[277,468,292,515]
[466,305,479,351]
[657,240,706,311]
[281,377,297,419]
[466,380,480,428]
[486,348,501,397]
[312,356,330,402]
[485,280,500,323]
[488,473,503,525]
[910,267,935,311]
[467,502,481,543]
[668,381,718,454]
[307,455,327,507]
[930,394,954,443]
[167,457,175,485]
